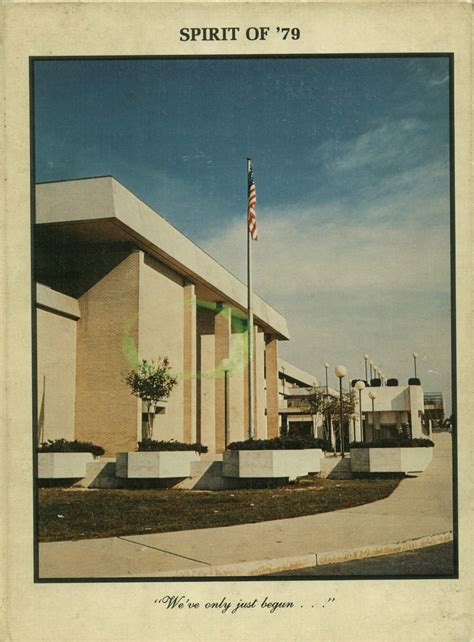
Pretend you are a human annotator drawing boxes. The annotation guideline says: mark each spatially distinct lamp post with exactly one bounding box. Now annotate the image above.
[368,390,377,442]
[364,354,369,382]
[369,361,373,381]
[323,363,330,446]
[335,365,347,457]
[354,380,366,441]
[412,352,418,379]
[311,379,319,437]
[222,358,231,448]
[347,377,353,443]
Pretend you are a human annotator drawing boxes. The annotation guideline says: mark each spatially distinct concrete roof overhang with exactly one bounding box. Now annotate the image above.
[35,176,290,340]
[278,358,318,386]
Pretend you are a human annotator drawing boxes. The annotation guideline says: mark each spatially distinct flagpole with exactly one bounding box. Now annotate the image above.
[247,157,254,440]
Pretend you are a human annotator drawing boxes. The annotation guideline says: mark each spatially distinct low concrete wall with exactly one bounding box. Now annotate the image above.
[222,449,322,480]
[400,448,433,473]
[176,458,239,490]
[38,453,94,478]
[75,459,118,488]
[319,455,352,479]
[115,451,200,478]
[350,447,433,473]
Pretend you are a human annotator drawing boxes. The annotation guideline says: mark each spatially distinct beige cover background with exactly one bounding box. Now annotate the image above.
[1,2,472,640]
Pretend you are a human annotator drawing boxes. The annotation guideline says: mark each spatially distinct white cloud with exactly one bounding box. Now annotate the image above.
[404,59,450,90]
[316,118,428,174]
[429,74,449,87]
[203,198,449,300]
[201,178,452,410]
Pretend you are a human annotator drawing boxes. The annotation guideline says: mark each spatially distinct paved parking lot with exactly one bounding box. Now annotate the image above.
[266,542,455,577]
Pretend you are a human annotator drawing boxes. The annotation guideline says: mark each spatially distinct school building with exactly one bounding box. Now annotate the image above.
[35,176,290,456]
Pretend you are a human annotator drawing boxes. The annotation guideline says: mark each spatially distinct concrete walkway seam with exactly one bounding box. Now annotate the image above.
[137,530,453,577]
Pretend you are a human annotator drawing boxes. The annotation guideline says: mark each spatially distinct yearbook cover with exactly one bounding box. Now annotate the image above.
[1,2,472,640]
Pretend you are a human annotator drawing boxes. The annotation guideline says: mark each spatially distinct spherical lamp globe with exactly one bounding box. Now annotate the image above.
[334,365,347,378]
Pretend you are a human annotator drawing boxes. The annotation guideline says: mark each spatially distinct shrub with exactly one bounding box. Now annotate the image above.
[349,437,434,449]
[137,439,208,454]
[226,436,333,451]
[37,438,105,457]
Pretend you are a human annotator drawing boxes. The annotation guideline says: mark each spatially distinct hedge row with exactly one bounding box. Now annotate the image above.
[37,439,105,457]
[137,439,208,453]
[349,438,434,449]
[37,438,210,455]
[226,436,333,451]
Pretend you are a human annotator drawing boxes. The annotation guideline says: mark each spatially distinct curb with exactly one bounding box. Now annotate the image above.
[144,530,453,577]
[315,530,453,566]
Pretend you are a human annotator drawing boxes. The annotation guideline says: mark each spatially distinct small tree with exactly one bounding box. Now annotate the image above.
[304,387,355,445]
[304,387,333,440]
[125,358,178,440]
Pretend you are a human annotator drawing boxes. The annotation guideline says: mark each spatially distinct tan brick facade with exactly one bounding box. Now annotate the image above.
[138,254,185,443]
[39,258,284,455]
[75,251,141,455]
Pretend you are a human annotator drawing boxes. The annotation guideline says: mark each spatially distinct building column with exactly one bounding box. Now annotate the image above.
[255,328,266,439]
[409,385,424,438]
[354,410,361,442]
[183,282,196,443]
[228,322,246,445]
[214,304,231,453]
[265,336,279,438]
[75,251,141,455]
[396,411,402,434]
[196,307,216,453]
[330,418,337,451]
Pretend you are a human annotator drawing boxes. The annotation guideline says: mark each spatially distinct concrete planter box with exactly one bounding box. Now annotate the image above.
[350,447,433,474]
[115,451,200,478]
[38,452,95,478]
[222,449,323,481]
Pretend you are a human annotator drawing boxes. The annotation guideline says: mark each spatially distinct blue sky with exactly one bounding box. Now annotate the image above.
[34,57,452,411]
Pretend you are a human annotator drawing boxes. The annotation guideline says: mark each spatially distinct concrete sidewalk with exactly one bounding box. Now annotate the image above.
[38,433,453,578]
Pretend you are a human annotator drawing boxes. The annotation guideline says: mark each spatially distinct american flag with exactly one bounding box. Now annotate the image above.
[247,159,258,240]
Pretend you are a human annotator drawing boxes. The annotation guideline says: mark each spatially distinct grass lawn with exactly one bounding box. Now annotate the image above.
[38,476,400,542]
